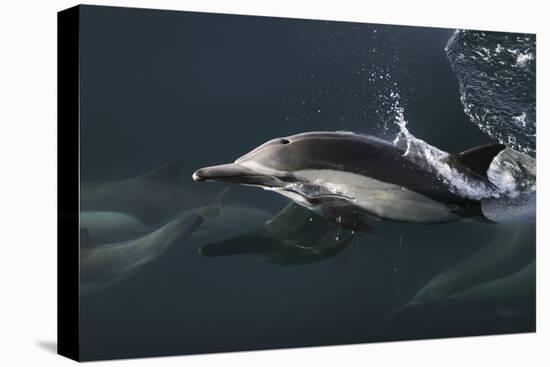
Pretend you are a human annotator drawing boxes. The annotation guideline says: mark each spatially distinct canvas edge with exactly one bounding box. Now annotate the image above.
[57,4,81,362]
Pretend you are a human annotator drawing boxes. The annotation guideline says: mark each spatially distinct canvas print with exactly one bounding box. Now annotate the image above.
[58,5,536,361]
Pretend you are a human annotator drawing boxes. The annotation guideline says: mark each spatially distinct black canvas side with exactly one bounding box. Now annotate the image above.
[57,5,80,362]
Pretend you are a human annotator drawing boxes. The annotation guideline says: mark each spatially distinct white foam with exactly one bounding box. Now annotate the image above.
[387,91,534,201]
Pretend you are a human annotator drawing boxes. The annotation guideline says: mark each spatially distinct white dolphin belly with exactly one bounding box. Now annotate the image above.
[293,169,458,223]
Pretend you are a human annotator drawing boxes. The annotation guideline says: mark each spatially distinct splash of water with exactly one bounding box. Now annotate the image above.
[445,30,536,157]
[386,91,534,200]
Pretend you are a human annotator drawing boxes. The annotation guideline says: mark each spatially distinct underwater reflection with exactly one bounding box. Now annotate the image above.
[199,202,354,265]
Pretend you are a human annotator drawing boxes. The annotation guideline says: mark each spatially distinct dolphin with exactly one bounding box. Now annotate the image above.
[81,161,217,227]
[192,131,506,230]
[79,211,153,242]
[80,189,228,295]
[394,191,535,315]
[449,261,535,308]
[199,202,354,265]
[394,261,535,319]
[395,222,534,311]
[80,204,273,245]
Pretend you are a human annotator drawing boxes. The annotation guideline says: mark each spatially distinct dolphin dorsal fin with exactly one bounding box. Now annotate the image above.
[451,143,506,179]
[199,187,230,220]
[132,161,185,184]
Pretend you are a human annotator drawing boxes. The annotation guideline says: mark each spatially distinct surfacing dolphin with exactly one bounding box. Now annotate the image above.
[193,131,505,230]
[199,202,355,265]
[80,189,228,295]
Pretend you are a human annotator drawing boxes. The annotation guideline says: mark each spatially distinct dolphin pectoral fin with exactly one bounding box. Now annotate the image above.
[199,188,230,220]
[450,143,506,179]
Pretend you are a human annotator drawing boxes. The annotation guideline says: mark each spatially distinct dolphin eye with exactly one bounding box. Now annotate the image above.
[279,139,290,144]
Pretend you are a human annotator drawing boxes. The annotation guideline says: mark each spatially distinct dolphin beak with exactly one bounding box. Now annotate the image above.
[192,163,259,183]
[193,163,288,188]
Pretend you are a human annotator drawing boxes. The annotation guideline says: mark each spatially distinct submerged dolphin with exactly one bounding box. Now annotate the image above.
[199,202,354,265]
[395,259,535,319]
[193,131,505,230]
[80,189,228,295]
[80,211,153,242]
[81,204,273,245]
[395,191,535,315]
[82,161,217,227]
[395,222,534,310]
[451,261,535,303]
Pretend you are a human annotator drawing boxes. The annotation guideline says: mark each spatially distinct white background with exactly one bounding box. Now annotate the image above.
[0,0,547,365]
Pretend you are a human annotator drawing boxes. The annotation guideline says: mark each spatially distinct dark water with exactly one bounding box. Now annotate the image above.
[78,6,536,361]
[446,30,536,157]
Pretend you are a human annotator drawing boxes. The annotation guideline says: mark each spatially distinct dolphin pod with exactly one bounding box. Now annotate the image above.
[192,131,534,314]
[193,131,505,230]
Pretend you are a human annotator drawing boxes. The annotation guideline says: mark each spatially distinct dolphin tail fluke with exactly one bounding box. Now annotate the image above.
[450,143,506,179]
[199,187,230,220]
